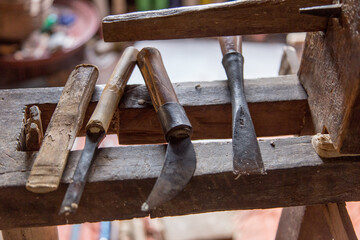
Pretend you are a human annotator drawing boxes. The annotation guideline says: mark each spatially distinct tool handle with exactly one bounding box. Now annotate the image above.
[137,47,178,111]
[137,47,192,141]
[219,36,242,56]
[86,47,139,134]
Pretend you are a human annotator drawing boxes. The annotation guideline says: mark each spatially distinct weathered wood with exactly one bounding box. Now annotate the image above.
[298,0,360,153]
[24,106,44,152]
[102,0,332,42]
[26,65,99,193]
[0,75,310,148]
[275,203,357,240]
[2,226,58,240]
[1,137,360,229]
[312,134,360,158]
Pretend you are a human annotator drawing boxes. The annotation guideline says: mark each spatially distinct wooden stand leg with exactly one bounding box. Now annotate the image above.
[275,203,357,240]
[2,226,59,240]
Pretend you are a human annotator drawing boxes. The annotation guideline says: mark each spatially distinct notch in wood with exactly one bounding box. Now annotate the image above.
[299,4,342,18]
[24,106,44,151]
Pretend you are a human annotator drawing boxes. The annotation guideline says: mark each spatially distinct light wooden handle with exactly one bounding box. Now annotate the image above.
[219,36,242,56]
[26,65,99,193]
[137,47,178,112]
[87,47,139,134]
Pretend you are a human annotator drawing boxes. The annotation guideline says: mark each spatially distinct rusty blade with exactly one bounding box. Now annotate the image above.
[141,137,196,211]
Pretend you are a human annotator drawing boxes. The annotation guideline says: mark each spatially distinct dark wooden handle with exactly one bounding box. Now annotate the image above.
[219,36,242,56]
[137,47,178,112]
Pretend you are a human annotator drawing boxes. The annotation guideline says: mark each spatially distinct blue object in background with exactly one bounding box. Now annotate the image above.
[99,222,111,240]
[170,0,182,7]
[59,12,76,26]
[70,224,81,240]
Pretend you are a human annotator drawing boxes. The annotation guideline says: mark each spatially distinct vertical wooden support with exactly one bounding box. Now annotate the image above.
[298,0,360,153]
[2,226,58,240]
[276,203,357,240]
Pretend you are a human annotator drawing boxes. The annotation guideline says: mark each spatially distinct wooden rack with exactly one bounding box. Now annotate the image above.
[1,0,359,239]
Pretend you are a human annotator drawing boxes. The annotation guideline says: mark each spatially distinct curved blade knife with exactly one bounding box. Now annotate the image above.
[59,46,139,215]
[219,36,265,177]
[137,47,196,211]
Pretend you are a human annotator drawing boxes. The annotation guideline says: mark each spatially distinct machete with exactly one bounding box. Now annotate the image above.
[219,36,265,177]
[59,46,139,215]
[137,47,196,211]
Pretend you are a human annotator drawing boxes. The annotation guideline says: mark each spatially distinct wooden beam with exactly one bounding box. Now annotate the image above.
[102,0,332,42]
[0,75,311,147]
[2,226,58,240]
[1,137,360,229]
[275,203,357,240]
[298,0,360,153]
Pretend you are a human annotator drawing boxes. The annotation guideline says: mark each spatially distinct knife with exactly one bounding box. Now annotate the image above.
[59,46,139,215]
[219,36,265,177]
[137,47,197,211]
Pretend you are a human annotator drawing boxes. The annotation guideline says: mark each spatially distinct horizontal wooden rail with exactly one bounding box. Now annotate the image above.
[1,136,360,229]
[102,0,331,42]
[0,75,313,148]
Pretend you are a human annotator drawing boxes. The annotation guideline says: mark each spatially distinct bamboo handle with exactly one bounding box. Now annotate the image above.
[87,46,139,134]
[137,47,178,111]
[219,36,242,56]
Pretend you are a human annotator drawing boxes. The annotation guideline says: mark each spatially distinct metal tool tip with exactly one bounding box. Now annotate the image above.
[71,203,78,210]
[60,206,72,216]
[141,202,150,212]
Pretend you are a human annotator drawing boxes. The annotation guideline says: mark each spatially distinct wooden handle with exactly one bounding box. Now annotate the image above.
[137,47,178,112]
[26,65,99,193]
[219,36,242,56]
[87,47,139,134]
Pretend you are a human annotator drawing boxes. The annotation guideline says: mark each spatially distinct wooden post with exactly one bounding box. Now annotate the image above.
[276,203,357,240]
[298,0,360,153]
[2,226,58,240]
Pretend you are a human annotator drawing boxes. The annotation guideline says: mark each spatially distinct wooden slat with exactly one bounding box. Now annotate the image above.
[275,203,357,240]
[298,0,360,153]
[1,137,360,229]
[102,0,331,42]
[0,75,311,147]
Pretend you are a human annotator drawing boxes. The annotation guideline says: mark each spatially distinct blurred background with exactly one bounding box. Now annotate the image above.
[0,0,358,240]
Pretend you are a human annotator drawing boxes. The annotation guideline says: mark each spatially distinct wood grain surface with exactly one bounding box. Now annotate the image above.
[276,203,357,240]
[0,75,311,146]
[2,226,59,240]
[299,0,360,153]
[1,137,360,229]
[102,0,332,42]
[26,65,99,193]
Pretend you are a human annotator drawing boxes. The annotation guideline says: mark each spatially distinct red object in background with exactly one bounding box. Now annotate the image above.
[0,0,100,86]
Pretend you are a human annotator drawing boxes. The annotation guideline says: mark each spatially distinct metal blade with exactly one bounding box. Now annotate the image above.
[59,132,104,215]
[141,137,196,211]
[232,105,265,177]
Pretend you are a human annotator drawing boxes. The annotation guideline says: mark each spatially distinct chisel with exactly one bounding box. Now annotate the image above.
[59,46,139,215]
[137,47,197,211]
[219,36,265,177]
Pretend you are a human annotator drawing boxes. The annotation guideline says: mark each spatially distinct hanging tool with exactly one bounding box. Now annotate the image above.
[59,47,139,215]
[137,47,196,211]
[219,36,265,177]
[26,64,99,193]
